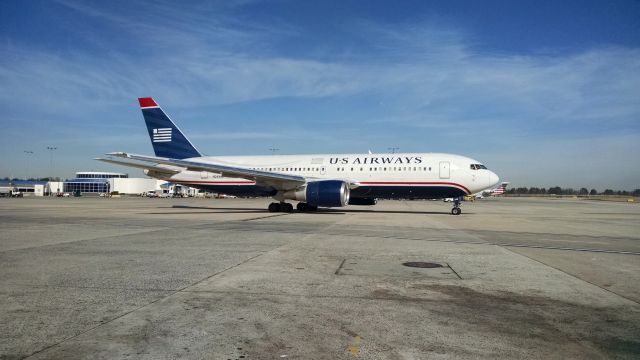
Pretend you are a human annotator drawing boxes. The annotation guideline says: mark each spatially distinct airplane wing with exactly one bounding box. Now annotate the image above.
[103,152,307,190]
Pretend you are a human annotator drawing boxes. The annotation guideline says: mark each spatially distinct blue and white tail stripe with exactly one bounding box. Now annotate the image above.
[139,98,202,159]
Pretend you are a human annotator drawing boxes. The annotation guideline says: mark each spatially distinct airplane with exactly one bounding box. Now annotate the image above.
[97,98,500,215]
[474,182,509,199]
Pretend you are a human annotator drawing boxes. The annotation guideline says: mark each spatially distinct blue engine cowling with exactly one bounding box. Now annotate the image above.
[305,180,350,207]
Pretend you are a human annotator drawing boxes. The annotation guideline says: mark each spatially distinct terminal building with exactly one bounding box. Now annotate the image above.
[3,171,200,197]
[61,172,162,195]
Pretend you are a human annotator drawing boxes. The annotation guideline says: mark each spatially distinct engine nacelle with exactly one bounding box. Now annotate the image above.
[348,197,377,206]
[281,180,350,207]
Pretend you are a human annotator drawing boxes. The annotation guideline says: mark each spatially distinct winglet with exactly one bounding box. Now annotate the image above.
[138,97,158,108]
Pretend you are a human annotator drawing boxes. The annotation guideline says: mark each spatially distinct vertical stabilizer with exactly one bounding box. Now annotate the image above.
[138,98,202,159]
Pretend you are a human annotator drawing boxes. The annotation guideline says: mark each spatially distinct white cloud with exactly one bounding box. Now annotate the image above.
[1,3,639,187]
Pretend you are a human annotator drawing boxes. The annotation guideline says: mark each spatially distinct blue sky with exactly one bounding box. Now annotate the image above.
[1,0,639,189]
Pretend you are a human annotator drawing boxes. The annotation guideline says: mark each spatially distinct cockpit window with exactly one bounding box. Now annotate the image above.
[470,164,488,170]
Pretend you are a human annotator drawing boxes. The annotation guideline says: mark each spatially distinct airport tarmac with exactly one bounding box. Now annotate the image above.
[1,197,639,359]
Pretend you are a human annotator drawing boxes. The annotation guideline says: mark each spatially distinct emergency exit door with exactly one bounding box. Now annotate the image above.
[439,161,450,179]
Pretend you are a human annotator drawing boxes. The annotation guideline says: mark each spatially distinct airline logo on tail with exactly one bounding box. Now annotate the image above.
[492,182,509,195]
[153,128,172,142]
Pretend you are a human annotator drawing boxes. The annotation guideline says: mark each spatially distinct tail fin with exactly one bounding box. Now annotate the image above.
[493,182,509,195]
[138,97,202,159]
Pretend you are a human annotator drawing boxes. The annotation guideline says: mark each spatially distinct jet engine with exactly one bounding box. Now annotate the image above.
[281,180,350,207]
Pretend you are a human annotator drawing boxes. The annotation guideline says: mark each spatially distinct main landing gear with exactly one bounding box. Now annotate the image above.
[268,202,293,213]
[267,202,319,213]
[451,197,462,216]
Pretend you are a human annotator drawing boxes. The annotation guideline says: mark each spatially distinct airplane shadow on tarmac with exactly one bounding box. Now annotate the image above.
[152,205,465,216]
[142,205,268,214]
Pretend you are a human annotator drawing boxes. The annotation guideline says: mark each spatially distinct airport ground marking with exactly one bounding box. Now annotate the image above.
[347,335,363,357]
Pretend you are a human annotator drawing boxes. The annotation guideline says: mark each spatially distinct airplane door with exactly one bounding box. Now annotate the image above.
[200,171,208,179]
[439,161,450,179]
[320,166,326,175]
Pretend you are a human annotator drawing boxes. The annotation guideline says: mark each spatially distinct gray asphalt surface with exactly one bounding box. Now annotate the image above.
[1,197,638,359]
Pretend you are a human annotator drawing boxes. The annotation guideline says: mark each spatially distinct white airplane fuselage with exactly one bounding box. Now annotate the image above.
[148,152,499,200]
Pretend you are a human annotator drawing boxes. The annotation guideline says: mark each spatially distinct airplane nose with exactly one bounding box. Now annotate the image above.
[488,171,500,187]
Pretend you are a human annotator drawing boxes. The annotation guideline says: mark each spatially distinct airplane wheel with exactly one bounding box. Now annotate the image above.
[268,202,281,212]
[297,202,308,212]
[284,203,294,213]
[451,207,462,215]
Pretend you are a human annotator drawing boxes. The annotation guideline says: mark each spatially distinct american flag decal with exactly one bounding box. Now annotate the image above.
[153,128,172,142]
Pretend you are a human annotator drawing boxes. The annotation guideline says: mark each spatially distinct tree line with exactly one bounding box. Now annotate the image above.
[506,187,640,196]
[1,177,62,182]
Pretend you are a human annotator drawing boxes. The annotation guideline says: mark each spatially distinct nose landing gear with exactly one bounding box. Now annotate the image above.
[451,197,462,215]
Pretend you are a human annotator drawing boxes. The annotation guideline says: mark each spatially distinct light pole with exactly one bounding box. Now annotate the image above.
[23,150,34,180]
[388,147,399,154]
[46,146,57,180]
